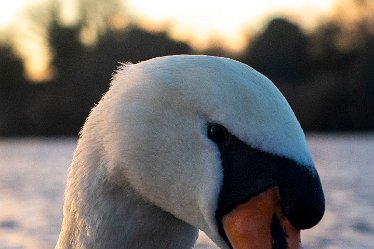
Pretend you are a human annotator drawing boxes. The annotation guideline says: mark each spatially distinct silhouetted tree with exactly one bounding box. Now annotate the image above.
[0,45,25,90]
[243,18,310,84]
[96,26,191,62]
[2,1,374,135]
[25,16,192,135]
[0,44,29,135]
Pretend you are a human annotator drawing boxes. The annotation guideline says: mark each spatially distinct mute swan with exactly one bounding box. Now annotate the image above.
[56,55,324,249]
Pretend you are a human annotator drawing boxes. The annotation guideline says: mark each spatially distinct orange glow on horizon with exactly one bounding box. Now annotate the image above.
[127,0,336,52]
[1,0,342,81]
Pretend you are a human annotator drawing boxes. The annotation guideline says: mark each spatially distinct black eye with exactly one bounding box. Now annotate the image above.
[208,123,228,144]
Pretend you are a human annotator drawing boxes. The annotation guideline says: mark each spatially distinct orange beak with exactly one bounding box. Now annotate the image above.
[222,187,302,249]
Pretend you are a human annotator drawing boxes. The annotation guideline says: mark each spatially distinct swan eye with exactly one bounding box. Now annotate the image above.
[208,123,228,144]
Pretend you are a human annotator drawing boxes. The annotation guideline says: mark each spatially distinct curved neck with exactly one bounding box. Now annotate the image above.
[56,167,198,249]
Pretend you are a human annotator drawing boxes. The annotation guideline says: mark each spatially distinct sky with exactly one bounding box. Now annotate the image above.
[1,0,337,50]
[0,0,336,25]
[0,0,45,26]
[127,0,336,51]
[0,0,337,80]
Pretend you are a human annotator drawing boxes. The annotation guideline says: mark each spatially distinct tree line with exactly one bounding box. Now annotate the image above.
[0,5,373,136]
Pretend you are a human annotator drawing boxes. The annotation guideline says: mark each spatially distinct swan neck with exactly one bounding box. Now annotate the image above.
[56,164,198,249]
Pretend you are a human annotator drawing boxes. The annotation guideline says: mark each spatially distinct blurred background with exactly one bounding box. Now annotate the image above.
[0,0,373,135]
[0,0,373,249]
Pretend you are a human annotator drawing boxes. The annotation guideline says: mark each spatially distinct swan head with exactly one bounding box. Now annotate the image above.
[78,55,324,249]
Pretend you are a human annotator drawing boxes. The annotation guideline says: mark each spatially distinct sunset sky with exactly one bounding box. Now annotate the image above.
[127,0,336,50]
[0,0,339,80]
[1,0,337,49]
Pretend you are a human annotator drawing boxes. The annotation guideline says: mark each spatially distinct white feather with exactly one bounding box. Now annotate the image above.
[56,55,313,249]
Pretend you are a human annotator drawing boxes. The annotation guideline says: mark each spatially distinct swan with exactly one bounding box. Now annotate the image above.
[56,55,324,249]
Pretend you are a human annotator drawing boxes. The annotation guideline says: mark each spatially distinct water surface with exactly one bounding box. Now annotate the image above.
[0,135,373,248]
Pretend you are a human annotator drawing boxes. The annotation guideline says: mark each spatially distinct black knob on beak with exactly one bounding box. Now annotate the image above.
[278,164,325,229]
[214,132,325,242]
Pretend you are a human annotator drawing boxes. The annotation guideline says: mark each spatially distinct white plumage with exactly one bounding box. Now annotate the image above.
[56,55,314,249]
